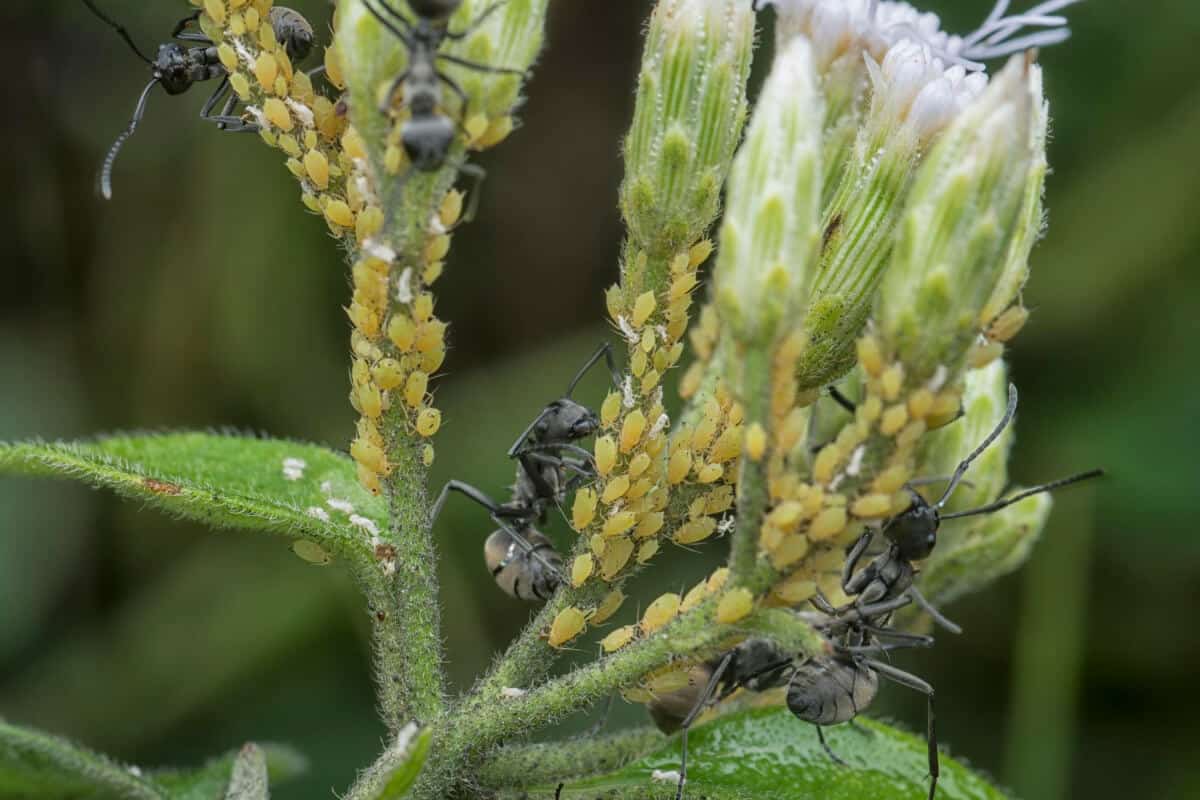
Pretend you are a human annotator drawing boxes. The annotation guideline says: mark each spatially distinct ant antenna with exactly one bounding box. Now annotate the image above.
[934,383,1018,509]
[100,77,159,200]
[82,0,154,64]
[565,343,617,398]
[939,468,1104,521]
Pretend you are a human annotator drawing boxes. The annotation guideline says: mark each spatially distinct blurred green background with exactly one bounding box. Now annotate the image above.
[1,1,1197,797]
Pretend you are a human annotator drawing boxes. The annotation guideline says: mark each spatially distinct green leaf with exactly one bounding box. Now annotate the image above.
[152,743,307,800]
[0,433,385,562]
[222,745,268,800]
[0,718,162,800]
[377,728,432,800]
[551,709,1007,800]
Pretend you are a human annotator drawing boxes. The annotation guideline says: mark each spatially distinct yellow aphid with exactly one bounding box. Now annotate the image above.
[857,335,884,376]
[809,506,848,541]
[424,234,450,264]
[263,97,293,131]
[716,588,755,624]
[630,350,646,378]
[357,207,385,242]
[572,488,598,530]
[667,448,693,485]
[801,487,826,517]
[300,189,320,213]
[416,408,441,437]
[636,539,659,564]
[852,494,893,518]
[385,144,403,174]
[872,465,912,495]
[674,518,716,545]
[404,371,429,408]
[229,71,251,100]
[631,291,657,328]
[423,261,444,285]
[439,190,464,228]
[388,316,416,352]
[414,320,447,353]
[218,42,238,72]
[689,239,713,266]
[592,590,626,624]
[602,511,637,539]
[601,625,636,653]
[640,369,661,394]
[600,392,622,427]
[881,364,904,401]
[745,422,767,461]
[358,384,383,419]
[707,568,730,592]
[341,126,367,159]
[413,293,435,322]
[769,534,810,569]
[351,437,388,475]
[680,581,709,612]
[604,285,622,323]
[710,426,743,463]
[351,358,371,388]
[357,463,382,495]
[670,272,698,300]
[772,576,817,605]
[987,305,1029,343]
[421,346,446,374]
[590,534,607,556]
[813,444,843,485]
[594,435,618,475]
[688,496,708,520]
[634,511,664,539]
[571,554,594,587]
[324,199,355,228]
[464,112,489,143]
[204,0,226,25]
[679,362,703,400]
[859,395,883,425]
[696,463,723,484]
[640,327,656,354]
[907,389,934,420]
[548,607,587,648]
[476,115,514,148]
[620,410,647,453]
[601,475,631,504]
[254,52,278,90]
[880,404,909,436]
[292,539,332,565]
[897,419,927,448]
[641,593,681,634]
[768,501,805,531]
[277,133,301,158]
[968,341,1005,369]
[645,667,692,695]
[600,537,634,579]
[422,445,435,467]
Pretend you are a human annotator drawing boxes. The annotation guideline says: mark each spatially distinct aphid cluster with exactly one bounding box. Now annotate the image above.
[82,0,317,199]
[429,344,617,602]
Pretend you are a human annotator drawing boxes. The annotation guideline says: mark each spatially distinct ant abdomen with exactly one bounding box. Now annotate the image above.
[786,656,879,726]
[484,526,562,601]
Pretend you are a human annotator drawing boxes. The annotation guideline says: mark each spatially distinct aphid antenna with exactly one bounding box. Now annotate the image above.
[934,382,1018,509]
[82,0,153,63]
[939,467,1104,521]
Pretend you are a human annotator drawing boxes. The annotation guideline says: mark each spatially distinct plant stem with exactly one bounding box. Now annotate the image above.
[476,727,666,791]
[730,348,771,584]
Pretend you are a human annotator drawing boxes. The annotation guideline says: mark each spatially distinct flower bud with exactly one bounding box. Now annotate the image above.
[876,55,1038,382]
[714,37,822,349]
[620,0,755,255]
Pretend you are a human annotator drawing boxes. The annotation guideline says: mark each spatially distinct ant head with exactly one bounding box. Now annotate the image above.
[880,491,939,561]
[153,43,191,95]
[407,0,462,23]
[539,399,600,443]
[402,115,455,170]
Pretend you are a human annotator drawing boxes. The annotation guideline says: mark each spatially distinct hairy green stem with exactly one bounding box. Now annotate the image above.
[730,349,771,584]
[476,727,666,791]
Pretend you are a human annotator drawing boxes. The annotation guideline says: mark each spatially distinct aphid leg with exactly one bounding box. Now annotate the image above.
[907,586,962,634]
[566,342,621,395]
[675,652,733,800]
[81,0,153,63]
[99,77,160,200]
[869,660,938,800]
[815,726,848,766]
[829,385,857,413]
[445,0,511,41]
[170,10,209,43]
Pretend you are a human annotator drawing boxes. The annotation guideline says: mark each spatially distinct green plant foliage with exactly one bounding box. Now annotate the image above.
[0,434,384,561]
[549,710,1006,800]
[152,744,307,800]
[377,729,432,800]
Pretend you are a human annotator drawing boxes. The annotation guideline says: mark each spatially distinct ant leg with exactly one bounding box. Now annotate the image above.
[676,652,733,800]
[453,161,486,226]
[829,386,857,413]
[506,407,555,459]
[379,70,411,113]
[844,593,914,622]
[566,341,620,395]
[555,783,564,800]
[490,514,567,585]
[362,0,416,47]
[815,726,848,766]
[840,531,873,594]
[200,78,257,133]
[171,10,210,42]
[868,660,938,800]
[445,0,510,40]
[436,68,472,119]
[907,586,962,634]
[365,0,417,35]
[848,719,874,737]
[437,50,528,78]
[858,623,935,647]
[430,479,501,529]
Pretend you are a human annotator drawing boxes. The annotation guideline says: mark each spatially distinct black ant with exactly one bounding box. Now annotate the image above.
[361,0,528,222]
[429,343,618,601]
[81,0,315,199]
